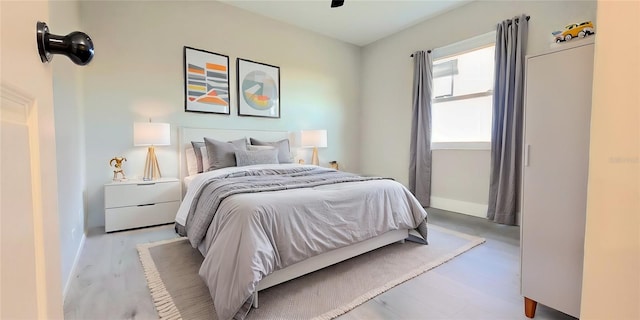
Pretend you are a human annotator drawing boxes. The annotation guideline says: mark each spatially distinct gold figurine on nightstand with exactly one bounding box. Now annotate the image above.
[110,156,128,181]
[329,161,339,170]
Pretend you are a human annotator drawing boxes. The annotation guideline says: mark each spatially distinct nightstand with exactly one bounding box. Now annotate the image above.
[104,178,180,232]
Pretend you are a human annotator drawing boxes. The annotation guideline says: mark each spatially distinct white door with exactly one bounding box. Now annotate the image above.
[1,1,64,318]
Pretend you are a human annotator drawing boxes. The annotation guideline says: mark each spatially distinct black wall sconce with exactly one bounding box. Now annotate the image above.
[36,21,94,66]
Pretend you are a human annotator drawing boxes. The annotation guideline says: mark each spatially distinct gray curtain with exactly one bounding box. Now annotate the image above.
[487,14,528,225]
[409,51,433,207]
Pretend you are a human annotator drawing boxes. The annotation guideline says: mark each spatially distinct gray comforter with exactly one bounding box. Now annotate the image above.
[177,165,428,320]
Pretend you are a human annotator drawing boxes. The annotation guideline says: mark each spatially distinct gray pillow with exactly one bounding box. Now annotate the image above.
[249,138,292,163]
[229,138,247,150]
[247,145,275,151]
[234,149,279,167]
[203,137,248,171]
[190,141,205,173]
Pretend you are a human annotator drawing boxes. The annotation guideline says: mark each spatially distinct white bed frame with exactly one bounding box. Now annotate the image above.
[178,127,409,309]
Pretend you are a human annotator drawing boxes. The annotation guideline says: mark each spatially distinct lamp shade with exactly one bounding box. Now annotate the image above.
[300,130,328,148]
[133,122,170,146]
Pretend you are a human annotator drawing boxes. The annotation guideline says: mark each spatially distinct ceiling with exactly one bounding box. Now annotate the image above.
[221,0,473,46]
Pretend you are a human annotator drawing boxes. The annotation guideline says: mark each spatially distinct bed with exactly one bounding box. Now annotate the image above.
[175,127,428,320]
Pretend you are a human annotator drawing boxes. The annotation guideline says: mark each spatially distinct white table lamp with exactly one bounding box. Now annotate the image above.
[134,122,170,181]
[300,130,327,166]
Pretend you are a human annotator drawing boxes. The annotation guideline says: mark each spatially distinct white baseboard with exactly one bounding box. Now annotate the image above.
[429,196,488,218]
[63,233,86,301]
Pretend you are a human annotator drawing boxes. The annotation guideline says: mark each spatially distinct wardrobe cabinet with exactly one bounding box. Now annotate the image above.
[520,38,594,318]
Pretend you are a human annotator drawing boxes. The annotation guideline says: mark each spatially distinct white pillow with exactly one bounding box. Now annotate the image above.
[186,146,210,176]
[185,147,198,176]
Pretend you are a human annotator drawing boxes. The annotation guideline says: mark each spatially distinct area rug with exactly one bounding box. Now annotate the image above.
[137,224,485,320]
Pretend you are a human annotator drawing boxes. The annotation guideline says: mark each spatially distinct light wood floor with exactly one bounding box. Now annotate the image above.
[64,208,576,319]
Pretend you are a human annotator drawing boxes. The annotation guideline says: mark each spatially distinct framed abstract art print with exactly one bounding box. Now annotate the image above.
[184,46,230,114]
[236,58,280,118]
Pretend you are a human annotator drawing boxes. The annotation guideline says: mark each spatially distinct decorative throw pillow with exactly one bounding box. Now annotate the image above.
[234,149,279,167]
[249,138,292,164]
[247,145,275,151]
[229,137,248,150]
[203,137,248,171]
[200,146,209,172]
[191,141,206,173]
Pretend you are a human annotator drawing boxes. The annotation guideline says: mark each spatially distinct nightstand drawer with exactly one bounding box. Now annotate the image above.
[105,201,180,232]
[105,180,180,208]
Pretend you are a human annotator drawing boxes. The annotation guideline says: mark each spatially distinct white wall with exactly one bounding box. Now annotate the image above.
[581,1,639,318]
[49,0,87,298]
[360,0,597,217]
[79,1,362,228]
[430,149,490,217]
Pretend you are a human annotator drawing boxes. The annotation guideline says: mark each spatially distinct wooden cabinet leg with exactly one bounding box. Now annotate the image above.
[524,297,537,318]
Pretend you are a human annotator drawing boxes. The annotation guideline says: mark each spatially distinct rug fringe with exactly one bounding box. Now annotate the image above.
[137,237,187,320]
[312,232,486,320]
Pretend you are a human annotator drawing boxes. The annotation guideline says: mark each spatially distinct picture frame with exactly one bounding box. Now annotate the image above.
[184,46,230,115]
[236,58,280,118]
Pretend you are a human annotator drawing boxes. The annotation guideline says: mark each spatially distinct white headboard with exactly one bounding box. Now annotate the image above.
[178,127,293,182]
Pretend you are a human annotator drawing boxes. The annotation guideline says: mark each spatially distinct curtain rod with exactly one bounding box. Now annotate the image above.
[410,50,431,58]
[410,15,530,58]
[513,15,531,22]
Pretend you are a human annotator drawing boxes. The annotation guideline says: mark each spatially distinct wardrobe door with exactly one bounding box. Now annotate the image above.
[521,42,594,318]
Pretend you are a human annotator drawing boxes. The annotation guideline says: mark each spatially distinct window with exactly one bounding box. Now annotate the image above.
[431,32,496,149]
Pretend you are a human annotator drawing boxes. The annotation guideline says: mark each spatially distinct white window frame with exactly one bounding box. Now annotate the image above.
[431,31,496,151]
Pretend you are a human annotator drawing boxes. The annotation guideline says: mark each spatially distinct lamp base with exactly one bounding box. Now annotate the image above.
[311,147,319,166]
[143,146,162,181]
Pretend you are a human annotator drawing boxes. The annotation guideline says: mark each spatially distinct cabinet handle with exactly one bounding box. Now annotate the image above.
[137,183,156,186]
[137,203,156,207]
[525,144,531,167]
